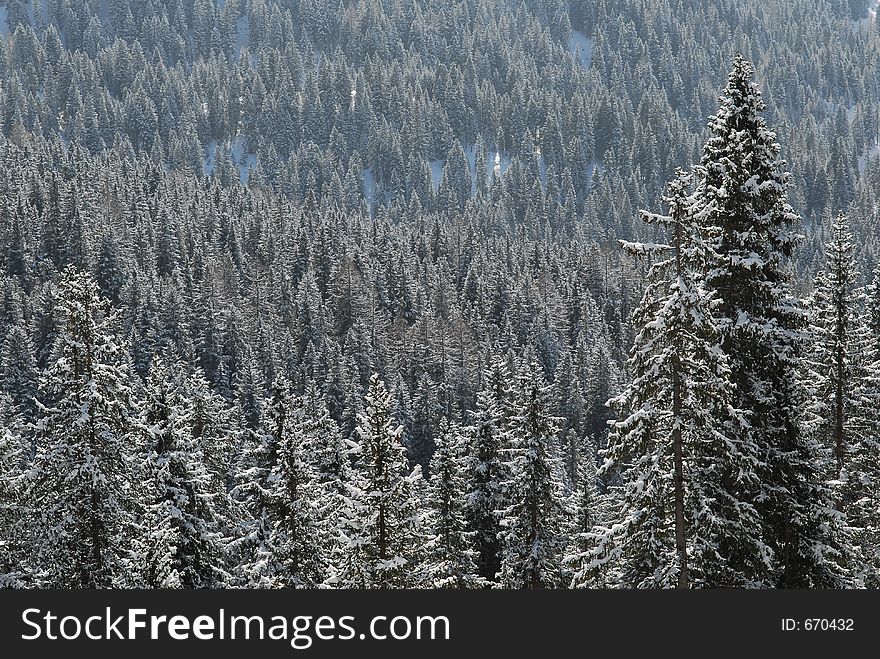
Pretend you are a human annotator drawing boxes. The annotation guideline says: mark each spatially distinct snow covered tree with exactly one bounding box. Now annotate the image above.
[463,361,511,583]
[802,213,880,584]
[267,410,330,587]
[26,268,138,588]
[695,56,852,587]
[232,375,334,587]
[594,170,769,588]
[333,374,426,588]
[136,359,228,588]
[498,362,568,589]
[231,374,287,585]
[0,394,27,587]
[566,435,600,588]
[425,419,482,588]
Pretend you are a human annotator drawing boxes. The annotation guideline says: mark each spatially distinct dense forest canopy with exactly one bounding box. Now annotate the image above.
[0,0,879,588]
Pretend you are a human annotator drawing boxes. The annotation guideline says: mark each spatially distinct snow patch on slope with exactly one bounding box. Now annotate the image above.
[231,135,257,184]
[204,137,257,183]
[858,143,880,175]
[362,167,377,207]
[568,30,593,68]
[429,145,512,192]
[853,1,879,27]
[428,159,445,191]
[235,15,250,61]
[204,139,219,175]
[0,7,9,38]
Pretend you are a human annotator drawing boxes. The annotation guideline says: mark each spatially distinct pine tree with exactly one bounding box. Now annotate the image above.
[695,56,852,587]
[26,268,138,588]
[566,435,600,588]
[267,384,329,588]
[463,361,511,583]
[498,362,568,589]
[332,374,426,588]
[231,374,286,585]
[136,359,227,588]
[596,171,769,588]
[425,419,482,588]
[802,213,880,585]
[0,394,27,586]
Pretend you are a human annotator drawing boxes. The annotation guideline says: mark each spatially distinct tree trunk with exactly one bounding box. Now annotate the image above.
[672,215,690,589]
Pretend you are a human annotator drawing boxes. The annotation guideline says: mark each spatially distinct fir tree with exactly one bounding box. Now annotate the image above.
[695,56,852,587]
[594,170,769,588]
[498,362,568,589]
[333,374,426,588]
[425,419,482,588]
[0,394,27,586]
[463,362,510,583]
[262,384,331,588]
[26,268,138,588]
[136,359,227,588]
[566,435,599,588]
[802,213,880,585]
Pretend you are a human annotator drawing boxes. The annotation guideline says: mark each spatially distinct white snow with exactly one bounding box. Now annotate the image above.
[428,159,445,191]
[241,154,257,183]
[230,135,257,183]
[204,137,257,183]
[568,30,593,68]
[431,144,512,192]
[204,139,219,175]
[235,15,250,61]
[858,142,880,175]
[0,7,9,38]
[490,150,511,181]
[362,167,377,207]
[853,0,879,27]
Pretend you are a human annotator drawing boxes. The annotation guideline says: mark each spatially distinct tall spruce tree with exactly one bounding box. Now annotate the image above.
[595,170,768,588]
[566,435,599,588]
[332,374,426,588]
[0,394,27,586]
[262,383,331,587]
[498,361,568,589]
[26,268,138,587]
[463,384,508,583]
[695,56,852,587]
[803,213,880,585]
[136,359,228,588]
[425,419,482,588]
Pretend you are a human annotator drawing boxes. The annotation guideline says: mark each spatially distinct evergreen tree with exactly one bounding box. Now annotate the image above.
[803,213,880,585]
[333,374,426,588]
[463,361,511,583]
[136,359,227,588]
[498,362,567,589]
[566,435,599,588]
[261,382,331,588]
[425,419,482,588]
[695,56,852,587]
[594,170,769,588]
[26,268,138,588]
[0,394,27,586]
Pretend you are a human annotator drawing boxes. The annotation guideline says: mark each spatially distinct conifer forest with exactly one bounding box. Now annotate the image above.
[1,0,880,589]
